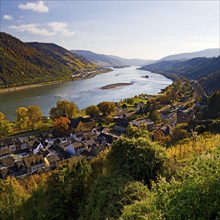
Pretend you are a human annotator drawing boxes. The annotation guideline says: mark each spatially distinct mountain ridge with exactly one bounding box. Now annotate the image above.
[159,48,220,61]
[72,50,154,67]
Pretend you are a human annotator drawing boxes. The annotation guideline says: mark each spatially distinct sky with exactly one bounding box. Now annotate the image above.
[1,0,219,59]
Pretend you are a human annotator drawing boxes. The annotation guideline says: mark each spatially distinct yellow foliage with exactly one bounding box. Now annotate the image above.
[167,134,220,160]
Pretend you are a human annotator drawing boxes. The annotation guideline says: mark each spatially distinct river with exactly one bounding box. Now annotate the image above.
[0,66,172,120]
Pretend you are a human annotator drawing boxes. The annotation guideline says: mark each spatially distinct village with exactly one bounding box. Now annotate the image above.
[0,79,205,179]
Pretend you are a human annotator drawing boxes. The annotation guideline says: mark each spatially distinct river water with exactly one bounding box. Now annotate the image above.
[0,66,172,120]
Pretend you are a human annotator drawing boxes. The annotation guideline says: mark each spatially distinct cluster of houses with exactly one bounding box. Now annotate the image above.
[71,68,104,79]
[0,117,114,179]
[0,94,197,180]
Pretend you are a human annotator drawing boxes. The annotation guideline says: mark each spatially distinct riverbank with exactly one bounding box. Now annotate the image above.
[100,82,133,90]
[0,68,112,94]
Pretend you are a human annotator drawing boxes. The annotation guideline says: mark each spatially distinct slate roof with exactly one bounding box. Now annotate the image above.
[50,145,70,160]
[114,118,129,127]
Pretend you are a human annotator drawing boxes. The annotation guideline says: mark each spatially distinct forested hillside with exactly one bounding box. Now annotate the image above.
[0,32,97,87]
[141,57,220,94]
[27,43,96,73]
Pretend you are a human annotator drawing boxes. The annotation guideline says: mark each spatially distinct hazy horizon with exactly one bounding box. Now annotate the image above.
[1,1,219,59]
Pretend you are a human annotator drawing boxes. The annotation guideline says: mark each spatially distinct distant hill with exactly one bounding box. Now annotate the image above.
[0,32,97,87]
[72,50,153,67]
[159,48,220,61]
[27,43,96,73]
[140,56,220,94]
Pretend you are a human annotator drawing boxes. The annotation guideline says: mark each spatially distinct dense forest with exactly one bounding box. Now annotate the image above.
[0,32,97,87]
[141,56,220,94]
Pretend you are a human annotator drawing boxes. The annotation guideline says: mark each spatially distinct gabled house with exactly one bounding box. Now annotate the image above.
[113,117,129,133]
[83,139,97,149]
[82,131,97,140]
[14,160,27,177]
[0,156,15,168]
[50,144,70,160]
[131,118,151,126]
[44,154,60,169]
[20,142,29,150]
[69,117,96,132]
[23,154,45,174]
[0,146,10,157]
[43,138,54,148]
[32,141,44,154]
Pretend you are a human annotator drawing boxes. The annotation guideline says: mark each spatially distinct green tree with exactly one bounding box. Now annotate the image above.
[121,145,220,220]
[50,100,79,119]
[122,103,127,109]
[107,136,167,189]
[159,148,220,220]
[46,159,92,219]
[126,124,149,139]
[149,109,161,123]
[19,174,49,220]
[15,107,29,129]
[0,112,12,137]
[205,90,220,119]
[0,177,28,220]
[27,105,43,128]
[171,124,188,144]
[85,105,99,118]
[126,98,134,105]
[97,101,115,116]
[20,185,47,220]
[52,117,70,137]
[83,174,149,220]
[120,198,161,220]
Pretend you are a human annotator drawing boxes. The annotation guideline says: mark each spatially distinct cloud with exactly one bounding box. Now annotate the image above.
[48,22,74,36]
[3,15,13,20]
[10,21,74,37]
[18,1,49,13]
[10,24,55,36]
